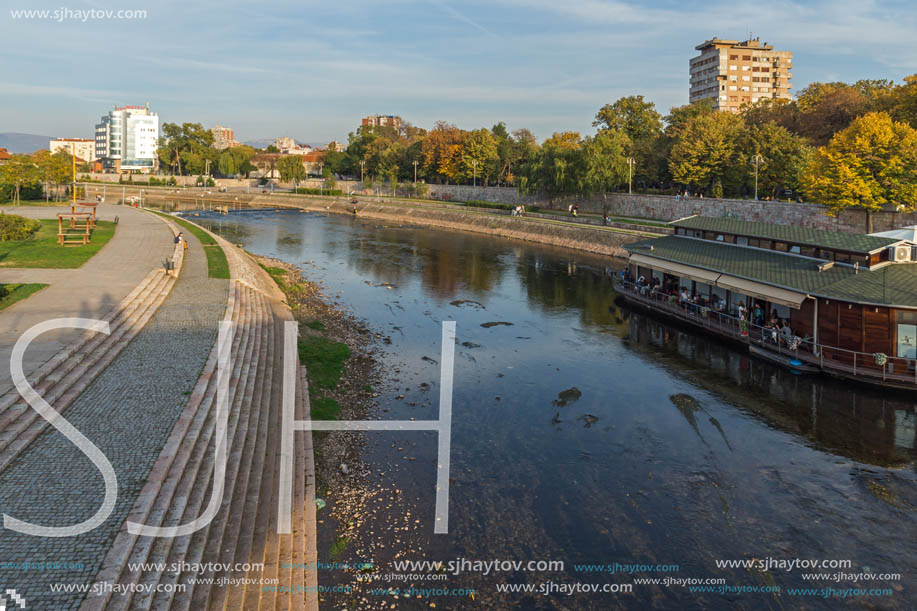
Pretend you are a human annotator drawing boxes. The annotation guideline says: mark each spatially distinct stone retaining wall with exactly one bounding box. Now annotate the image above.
[104,180,917,235]
[256,196,638,257]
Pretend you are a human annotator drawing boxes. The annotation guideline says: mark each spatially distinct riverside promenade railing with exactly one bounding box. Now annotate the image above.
[614,278,917,388]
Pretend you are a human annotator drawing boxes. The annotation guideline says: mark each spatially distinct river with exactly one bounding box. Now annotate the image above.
[195,208,916,610]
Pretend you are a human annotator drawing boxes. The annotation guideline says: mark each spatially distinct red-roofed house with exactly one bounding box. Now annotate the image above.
[0,148,11,164]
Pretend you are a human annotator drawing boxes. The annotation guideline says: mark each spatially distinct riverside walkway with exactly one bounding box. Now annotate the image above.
[0,204,173,397]
[0,208,315,610]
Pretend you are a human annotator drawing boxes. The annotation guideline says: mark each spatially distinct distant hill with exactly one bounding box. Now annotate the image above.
[0,133,54,153]
[242,138,275,150]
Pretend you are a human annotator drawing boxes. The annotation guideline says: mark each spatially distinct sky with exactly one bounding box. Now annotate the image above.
[1,0,916,144]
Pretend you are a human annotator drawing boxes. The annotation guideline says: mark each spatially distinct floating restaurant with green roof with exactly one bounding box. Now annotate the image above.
[618,216,917,389]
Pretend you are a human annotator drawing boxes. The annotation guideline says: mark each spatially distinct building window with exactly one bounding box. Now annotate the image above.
[730,54,738,60]
[896,311,917,358]
[729,65,737,70]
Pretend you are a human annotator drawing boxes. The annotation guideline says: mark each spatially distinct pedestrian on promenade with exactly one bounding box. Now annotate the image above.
[572,204,578,217]
[568,203,573,216]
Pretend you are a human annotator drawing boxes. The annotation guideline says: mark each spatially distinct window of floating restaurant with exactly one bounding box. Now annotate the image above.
[694,281,713,300]
[711,285,728,310]
[896,311,917,359]
[679,275,693,293]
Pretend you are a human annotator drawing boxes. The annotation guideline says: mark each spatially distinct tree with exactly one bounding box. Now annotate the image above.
[579,129,630,201]
[664,102,715,137]
[0,154,40,205]
[459,128,499,185]
[883,75,917,129]
[523,132,583,197]
[421,121,465,183]
[668,111,744,194]
[594,96,662,190]
[594,95,662,142]
[157,122,216,175]
[794,82,873,145]
[277,155,306,185]
[33,150,72,201]
[740,122,812,199]
[801,112,917,232]
[218,150,237,177]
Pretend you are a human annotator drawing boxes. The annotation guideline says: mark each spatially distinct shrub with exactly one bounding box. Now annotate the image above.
[293,187,343,196]
[0,214,41,241]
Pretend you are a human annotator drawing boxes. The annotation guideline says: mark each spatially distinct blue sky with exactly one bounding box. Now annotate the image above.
[1,0,916,144]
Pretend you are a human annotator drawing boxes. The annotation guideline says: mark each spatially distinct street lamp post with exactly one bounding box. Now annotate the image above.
[360,160,365,184]
[472,160,478,187]
[751,154,764,200]
[626,157,635,194]
[413,160,418,184]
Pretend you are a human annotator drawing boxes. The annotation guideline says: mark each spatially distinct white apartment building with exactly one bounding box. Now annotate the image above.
[95,104,160,173]
[49,138,96,162]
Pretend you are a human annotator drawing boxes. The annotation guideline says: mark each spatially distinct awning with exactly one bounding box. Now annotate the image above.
[629,253,721,285]
[715,274,807,309]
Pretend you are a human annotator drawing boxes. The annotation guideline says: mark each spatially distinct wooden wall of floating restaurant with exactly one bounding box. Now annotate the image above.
[811,298,893,365]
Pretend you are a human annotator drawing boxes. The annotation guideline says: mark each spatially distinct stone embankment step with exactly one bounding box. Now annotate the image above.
[81,228,316,610]
[0,218,185,474]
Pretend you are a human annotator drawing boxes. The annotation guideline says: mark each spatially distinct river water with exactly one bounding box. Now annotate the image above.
[196,209,916,610]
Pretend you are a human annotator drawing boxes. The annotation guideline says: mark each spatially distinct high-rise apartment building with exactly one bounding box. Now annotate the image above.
[211,125,239,150]
[361,115,402,130]
[689,38,793,112]
[49,138,96,162]
[95,104,159,173]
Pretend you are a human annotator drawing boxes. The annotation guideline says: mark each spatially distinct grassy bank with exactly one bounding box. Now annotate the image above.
[0,219,115,268]
[0,283,48,311]
[154,212,230,279]
[260,263,354,434]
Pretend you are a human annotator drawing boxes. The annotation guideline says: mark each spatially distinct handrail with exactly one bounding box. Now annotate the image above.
[613,277,917,386]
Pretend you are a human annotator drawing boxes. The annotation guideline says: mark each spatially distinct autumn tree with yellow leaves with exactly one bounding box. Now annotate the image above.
[801,112,917,232]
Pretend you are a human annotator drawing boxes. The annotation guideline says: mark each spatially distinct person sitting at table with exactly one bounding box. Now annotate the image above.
[779,320,793,344]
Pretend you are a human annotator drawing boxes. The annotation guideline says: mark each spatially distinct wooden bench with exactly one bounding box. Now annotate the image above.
[57,213,92,246]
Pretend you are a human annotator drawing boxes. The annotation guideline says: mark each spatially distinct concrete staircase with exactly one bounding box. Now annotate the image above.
[0,220,185,474]
[81,235,317,610]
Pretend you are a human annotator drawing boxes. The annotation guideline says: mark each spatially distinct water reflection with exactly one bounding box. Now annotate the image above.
[624,310,917,467]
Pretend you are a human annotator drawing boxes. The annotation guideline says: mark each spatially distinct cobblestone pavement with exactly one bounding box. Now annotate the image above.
[0,205,173,397]
[0,228,228,610]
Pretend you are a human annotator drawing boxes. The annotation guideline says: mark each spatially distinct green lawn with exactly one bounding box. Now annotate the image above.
[0,219,115,268]
[0,283,48,311]
[155,213,230,279]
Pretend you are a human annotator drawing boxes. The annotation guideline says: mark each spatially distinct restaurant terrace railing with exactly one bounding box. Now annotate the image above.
[613,278,917,388]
